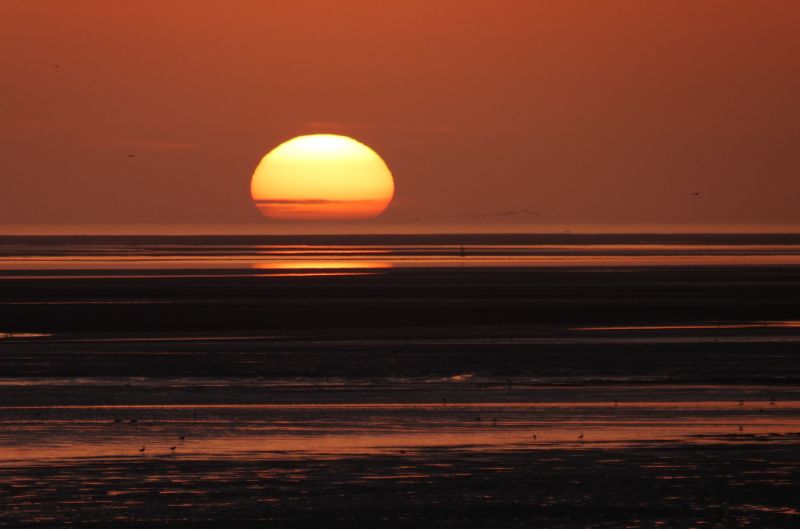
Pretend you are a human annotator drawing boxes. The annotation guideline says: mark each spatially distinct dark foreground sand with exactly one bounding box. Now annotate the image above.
[3,442,800,528]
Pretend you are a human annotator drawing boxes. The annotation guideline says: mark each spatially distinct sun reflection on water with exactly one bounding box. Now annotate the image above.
[252,260,393,270]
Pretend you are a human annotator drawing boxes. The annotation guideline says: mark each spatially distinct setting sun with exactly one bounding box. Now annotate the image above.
[250,134,394,221]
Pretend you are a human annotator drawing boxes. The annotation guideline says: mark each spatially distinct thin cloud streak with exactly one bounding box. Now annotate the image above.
[254,199,386,205]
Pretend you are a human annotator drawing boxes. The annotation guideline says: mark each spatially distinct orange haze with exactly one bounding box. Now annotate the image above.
[1,1,799,233]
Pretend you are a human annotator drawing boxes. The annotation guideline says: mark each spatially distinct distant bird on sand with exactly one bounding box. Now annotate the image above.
[532,433,537,440]
[129,418,138,424]
[739,400,744,406]
[169,446,177,452]
[578,434,584,440]
[139,446,146,453]
[178,435,186,440]
[739,426,744,432]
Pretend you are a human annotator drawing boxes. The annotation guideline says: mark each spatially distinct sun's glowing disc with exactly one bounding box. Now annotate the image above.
[250,134,394,220]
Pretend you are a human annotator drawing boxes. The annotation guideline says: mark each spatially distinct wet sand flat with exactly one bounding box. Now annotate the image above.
[3,443,800,528]
[2,236,800,527]
[3,335,800,527]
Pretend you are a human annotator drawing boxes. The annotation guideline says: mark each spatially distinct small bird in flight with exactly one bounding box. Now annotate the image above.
[691,192,702,196]
[127,154,135,159]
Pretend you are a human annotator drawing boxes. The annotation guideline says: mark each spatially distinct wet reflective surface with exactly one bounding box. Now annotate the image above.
[3,384,800,463]
[2,235,800,527]
[2,375,800,527]
[3,235,800,274]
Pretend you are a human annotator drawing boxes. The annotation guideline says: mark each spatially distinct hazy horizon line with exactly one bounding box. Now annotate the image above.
[1,222,799,237]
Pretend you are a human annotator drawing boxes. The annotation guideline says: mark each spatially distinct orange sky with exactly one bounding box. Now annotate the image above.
[1,1,799,234]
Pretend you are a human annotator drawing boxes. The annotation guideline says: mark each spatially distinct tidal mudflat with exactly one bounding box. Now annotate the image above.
[2,235,800,527]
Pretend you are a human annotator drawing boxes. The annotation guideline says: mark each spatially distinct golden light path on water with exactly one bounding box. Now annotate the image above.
[249,253,800,269]
[252,260,392,270]
[4,246,800,272]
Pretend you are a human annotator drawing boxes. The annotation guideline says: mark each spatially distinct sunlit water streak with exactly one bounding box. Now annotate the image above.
[4,242,800,273]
